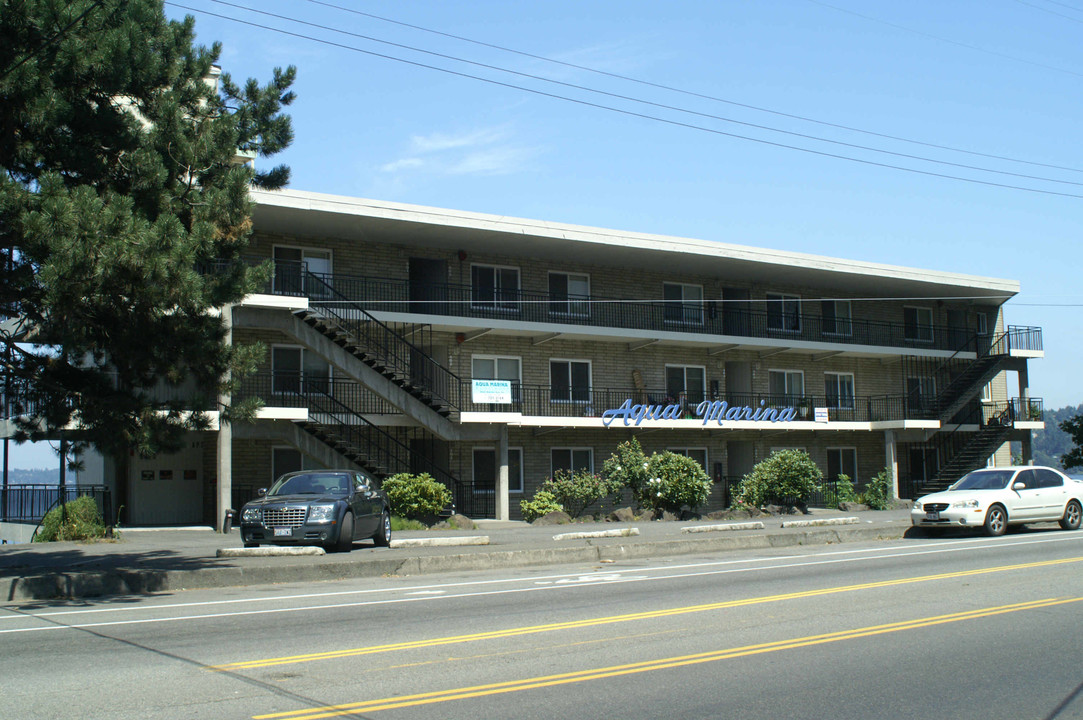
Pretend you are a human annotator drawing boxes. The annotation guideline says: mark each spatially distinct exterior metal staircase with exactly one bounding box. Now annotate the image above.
[917,404,1016,495]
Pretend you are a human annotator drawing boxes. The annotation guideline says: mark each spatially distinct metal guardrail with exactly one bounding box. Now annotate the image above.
[256,261,993,354]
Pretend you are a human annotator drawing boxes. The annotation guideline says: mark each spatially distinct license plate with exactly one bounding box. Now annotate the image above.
[925,511,940,521]
[274,527,292,537]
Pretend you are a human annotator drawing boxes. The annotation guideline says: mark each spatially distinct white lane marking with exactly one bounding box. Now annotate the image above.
[404,590,446,596]
[1,532,1080,632]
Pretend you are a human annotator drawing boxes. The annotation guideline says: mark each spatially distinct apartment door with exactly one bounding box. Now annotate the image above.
[947,308,967,350]
[908,447,939,486]
[410,438,450,478]
[409,258,449,315]
[722,288,751,336]
[725,361,753,405]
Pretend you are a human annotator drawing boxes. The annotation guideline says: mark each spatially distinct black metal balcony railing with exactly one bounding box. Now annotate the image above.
[257,261,997,354]
[247,371,977,424]
[0,484,113,525]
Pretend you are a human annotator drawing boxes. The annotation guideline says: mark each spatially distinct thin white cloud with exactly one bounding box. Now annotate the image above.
[378,124,542,179]
[410,128,509,153]
[379,157,424,173]
[446,146,536,176]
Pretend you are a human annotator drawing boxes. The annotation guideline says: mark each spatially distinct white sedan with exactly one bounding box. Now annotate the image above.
[911,466,1083,536]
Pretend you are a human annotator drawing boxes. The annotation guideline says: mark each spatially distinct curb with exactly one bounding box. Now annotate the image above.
[0,523,909,602]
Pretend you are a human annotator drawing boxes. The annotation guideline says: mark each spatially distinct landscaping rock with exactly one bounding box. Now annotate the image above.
[445,513,475,529]
[608,507,635,523]
[532,510,573,526]
[839,501,870,512]
[705,507,766,521]
[661,510,679,522]
[638,509,656,521]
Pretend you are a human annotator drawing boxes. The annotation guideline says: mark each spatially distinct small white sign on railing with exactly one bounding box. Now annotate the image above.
[472,379,513,404]
[814,407,830,423]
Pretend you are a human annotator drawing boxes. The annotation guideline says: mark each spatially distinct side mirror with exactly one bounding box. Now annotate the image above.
[1012,482,1026,491]
[257,487,267,496]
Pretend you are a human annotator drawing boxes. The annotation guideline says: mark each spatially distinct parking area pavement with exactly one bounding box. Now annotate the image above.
[0,508,914,602]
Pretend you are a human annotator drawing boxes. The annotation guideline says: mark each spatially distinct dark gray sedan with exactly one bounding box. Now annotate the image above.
[239,469,392,551]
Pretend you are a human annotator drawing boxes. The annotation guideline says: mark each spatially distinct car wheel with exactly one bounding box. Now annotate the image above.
[373,510,392,547]
[983,504,1008,536]
[1060,499,1082,531]
[334,512,354,553]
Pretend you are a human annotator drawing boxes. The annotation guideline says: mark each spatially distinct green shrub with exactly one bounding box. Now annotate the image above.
[860,469,893,510]
[821,473,858,508]
[737,449,823,508]
[602,438,650,501]
[637,451,712,514]
[520,490,564,522]
[540,469,620,519]
[34,495,106,542]
[382,473,453,520]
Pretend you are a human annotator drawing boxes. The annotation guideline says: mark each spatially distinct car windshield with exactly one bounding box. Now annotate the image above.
[267,473,351,496]
[948,470,1014,491]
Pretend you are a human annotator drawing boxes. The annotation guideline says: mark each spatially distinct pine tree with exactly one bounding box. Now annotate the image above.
[0,0,295,458]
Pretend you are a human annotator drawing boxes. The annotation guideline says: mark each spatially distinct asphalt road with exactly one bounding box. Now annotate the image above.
[3,526,1083,720]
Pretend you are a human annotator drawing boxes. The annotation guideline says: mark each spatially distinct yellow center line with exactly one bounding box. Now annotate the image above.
[253,596,1082,719]
[207,554,1083,672]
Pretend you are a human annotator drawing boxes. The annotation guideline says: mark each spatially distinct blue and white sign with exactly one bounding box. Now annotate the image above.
[600,399,799,428]
[472,379,513,404]
[814,407,830,423]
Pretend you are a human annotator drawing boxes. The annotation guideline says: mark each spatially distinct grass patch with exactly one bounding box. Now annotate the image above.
[390,516,428,531]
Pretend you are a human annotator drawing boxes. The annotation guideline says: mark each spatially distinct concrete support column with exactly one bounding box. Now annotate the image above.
[216,303,233,533]
[884,430,900,499]
[1018,364,1034,465]
[496,424,510,521]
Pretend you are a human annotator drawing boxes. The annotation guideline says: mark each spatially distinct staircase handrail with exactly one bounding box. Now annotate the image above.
[302,269,464,412]
[270,374,466,497]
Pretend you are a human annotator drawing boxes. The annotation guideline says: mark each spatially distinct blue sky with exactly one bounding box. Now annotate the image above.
[10,0,1083,468]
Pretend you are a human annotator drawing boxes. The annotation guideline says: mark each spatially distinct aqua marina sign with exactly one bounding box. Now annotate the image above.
[601,399,798,428]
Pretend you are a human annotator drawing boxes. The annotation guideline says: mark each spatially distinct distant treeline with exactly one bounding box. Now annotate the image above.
[1027,404,1083,470]
[3,468,63,484]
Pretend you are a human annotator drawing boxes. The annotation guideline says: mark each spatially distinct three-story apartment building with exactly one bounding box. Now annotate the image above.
[72,188,1046,527]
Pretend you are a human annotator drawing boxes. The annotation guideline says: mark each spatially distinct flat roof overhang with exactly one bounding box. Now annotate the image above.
[252,189,1020,301]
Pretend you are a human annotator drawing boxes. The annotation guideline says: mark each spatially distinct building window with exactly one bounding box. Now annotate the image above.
[827,448,857,482]
[904,306,934,342]
[768,369,804,405]
[472,355,522,402]
[767,293,801,332]
[471,264,520,311]
[550,359,591,403]
[549,272,590,317]
[271,346,331,395]
[824,372,855,409]
[663,282,704,325]
[668,448,708,473]
[473,448,524,494]
[665,365,707,405]
[274,246,332,298]
[981,381,992,402]
[976,311,989,336]
[552,448,593,475]
[821,300,852,336]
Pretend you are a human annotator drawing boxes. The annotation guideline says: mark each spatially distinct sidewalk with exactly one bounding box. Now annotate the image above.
[0,508,914,602]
